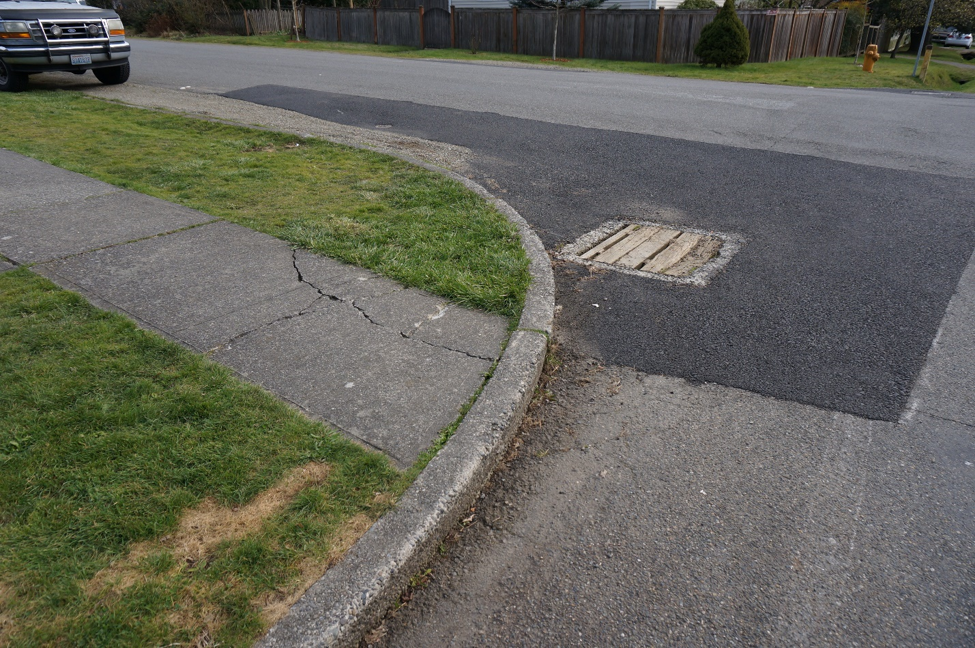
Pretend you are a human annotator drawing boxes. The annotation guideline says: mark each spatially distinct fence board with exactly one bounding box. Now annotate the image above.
[515,10,580,59]
[456,9,512,54]
[341,9,375,44]
[424,7,452,48]
[663,10,714,64]
[740,12,771,64]
[378,9,419,47]
[769,11,793,62]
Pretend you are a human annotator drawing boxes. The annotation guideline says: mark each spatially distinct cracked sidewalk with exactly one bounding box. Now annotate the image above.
[0,149,509,468]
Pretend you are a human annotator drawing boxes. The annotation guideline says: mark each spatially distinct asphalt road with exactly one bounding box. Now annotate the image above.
[221,83,975,421]
[73,40,975,644]
[102,39,975,421]
[125,39,975,177]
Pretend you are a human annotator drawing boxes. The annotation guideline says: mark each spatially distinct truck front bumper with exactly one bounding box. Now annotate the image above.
[0,41,129,72]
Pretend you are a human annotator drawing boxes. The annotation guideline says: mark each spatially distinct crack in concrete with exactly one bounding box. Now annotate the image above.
[292,249,495,361]
[292,249,387,327]
[399,331,496,362]
[206,293,327,353]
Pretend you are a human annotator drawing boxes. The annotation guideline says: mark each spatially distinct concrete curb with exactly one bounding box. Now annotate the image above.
[257,156,555,645]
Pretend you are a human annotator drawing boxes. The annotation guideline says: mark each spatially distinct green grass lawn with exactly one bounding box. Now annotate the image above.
[0,268,405,646]
[174,33,975,93]
[0,91,530,319]
[0,90,530,645]
[930,44,975,66]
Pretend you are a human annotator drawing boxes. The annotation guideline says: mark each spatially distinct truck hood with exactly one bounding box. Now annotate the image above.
[0,1,119,20]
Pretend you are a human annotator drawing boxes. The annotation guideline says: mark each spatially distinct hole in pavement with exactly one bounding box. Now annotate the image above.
[559,220,742,286]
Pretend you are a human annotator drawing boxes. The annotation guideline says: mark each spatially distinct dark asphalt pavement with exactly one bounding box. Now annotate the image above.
[226,84,975,421]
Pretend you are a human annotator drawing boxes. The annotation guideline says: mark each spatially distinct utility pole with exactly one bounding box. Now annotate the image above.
[912,0,936,76]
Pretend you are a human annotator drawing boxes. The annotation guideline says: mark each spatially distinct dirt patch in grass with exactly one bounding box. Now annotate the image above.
[0,270,404,646]
[86,461,334,596]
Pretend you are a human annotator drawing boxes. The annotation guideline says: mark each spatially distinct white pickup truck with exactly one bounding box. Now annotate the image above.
[0,0,130,91]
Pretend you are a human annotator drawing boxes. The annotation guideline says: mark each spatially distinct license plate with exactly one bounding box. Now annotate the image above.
[70,54,91,65]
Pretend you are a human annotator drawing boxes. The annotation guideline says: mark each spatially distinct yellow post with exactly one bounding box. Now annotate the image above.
[918,44,934,82]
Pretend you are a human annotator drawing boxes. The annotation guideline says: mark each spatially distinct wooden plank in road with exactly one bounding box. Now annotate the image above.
[614,228,681,268]
[580,224,640,260]
[593,226,666,265]
[642,231,702,273]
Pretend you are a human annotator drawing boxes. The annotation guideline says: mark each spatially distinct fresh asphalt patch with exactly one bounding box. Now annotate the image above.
[225,85,975,421]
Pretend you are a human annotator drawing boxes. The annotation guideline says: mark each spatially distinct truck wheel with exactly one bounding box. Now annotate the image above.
[0,59,28,92]
[93,61,129,86]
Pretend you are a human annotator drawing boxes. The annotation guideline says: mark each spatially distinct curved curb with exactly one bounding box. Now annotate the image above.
[258,157,555,646]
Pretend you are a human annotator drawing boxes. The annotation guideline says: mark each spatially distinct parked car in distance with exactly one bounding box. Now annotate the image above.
[944,31,974,48]
[932,26,956,44]
[0,0,130,92]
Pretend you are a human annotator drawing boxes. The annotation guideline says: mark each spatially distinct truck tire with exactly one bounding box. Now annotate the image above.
[0,59,28,92]
[93,61,129,85]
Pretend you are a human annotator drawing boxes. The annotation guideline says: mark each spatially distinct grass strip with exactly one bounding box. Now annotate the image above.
[173,34,975,93]
[0,268,406,646]
[0,90,530,319]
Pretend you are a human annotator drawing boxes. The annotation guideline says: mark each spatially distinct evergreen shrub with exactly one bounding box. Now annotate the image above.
[694,0,750,67]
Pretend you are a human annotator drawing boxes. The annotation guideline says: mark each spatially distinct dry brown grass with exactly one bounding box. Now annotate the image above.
[79,462,351,640]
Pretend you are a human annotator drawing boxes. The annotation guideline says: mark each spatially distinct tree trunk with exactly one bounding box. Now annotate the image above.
[889,29,908,58]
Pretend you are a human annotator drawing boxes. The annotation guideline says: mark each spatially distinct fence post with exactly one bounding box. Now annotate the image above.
[337,8,342,42]
[373,7,378,44]
[656,7,665,63]
[767,11,778,62]
[579,7,585,59]
[512,7,518,54]
[786,9,798,60]
[244,9,251,36]
[450,6,456,48]
[419,6,425,49]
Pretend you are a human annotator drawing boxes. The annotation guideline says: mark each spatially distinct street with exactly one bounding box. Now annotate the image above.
[62,41,975,644]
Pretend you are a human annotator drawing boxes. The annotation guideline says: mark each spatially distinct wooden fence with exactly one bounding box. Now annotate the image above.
[209,8,303,36]
[304,6,846,64]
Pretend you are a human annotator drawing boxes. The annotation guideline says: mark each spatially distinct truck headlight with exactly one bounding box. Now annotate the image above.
[106,18,124,37]
[0,21,31,39]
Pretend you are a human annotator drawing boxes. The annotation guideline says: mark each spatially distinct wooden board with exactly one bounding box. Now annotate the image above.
[614,228,681,268]
[580,224,639,260]
[641,232,702,273]
[592,226,664,265]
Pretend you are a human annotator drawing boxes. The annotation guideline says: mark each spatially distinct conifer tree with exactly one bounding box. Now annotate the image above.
[693,0,750,67]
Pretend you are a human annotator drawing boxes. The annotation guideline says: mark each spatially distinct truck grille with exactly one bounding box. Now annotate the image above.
[38,20,105,43]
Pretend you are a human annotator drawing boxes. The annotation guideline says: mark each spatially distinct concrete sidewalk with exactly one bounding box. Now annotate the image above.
[0,149,509,468]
